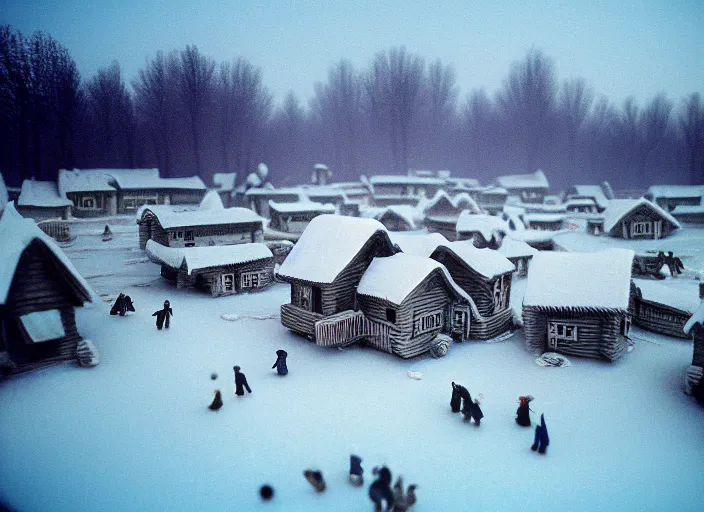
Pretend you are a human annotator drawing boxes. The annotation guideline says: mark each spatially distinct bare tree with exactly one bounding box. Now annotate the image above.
[177,45,215,174]
[365,47,425,173]
[639,93,672,174]
[679,93,704,182]
[463,88,495,174]
[584,96,619,180]
[420,59,458,166]
[559,78,593,173]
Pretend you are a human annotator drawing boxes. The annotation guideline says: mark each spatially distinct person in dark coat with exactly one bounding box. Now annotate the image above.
[349,454,364,486]
[272,349,288,376]
[152,300,173,330]
[516,395,533,427]
[462,391,484,425]
[123,295,135,314]
[303,469,326,492]
[208,390,223,411]
[450,382,462,413]
[369,466,394,512]
[110,293,126,316]
[531,413,550,454]
[233,365,252,396]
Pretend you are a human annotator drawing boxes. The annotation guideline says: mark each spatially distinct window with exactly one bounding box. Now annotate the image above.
[184,230,194,242]
[299,286,311,309]
[171,232,177,240]
[80,196,95,209]
[386,308,397,324]
[632,221,652,236]
[222,274,234,292]
[412,311,443,337]
[312,286,323,314]
[123,198,136,209]
[177,231,183,238]
[240,271,261,289]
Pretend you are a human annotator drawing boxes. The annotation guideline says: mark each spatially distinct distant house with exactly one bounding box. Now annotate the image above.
[496,237,538,277]
[145,240,274,297]
[496,170,550,204]
[684,283,704,395]
[644,185,704,212]
[0,203,97,377]
[602,198,681,239]
[564,198,598,214]
[524,213,565,231]
[478,186,509,214]
[137,205,264,249]
[366,175,445,207]
[277,215,397,342]
[456,212,507,248]
[632,281,699,340]
[522,249,635,361]
[16,180,73,220]
[312,164,332,186]
[243,187,301,218]
[330,182,371,207]
[361,205,423,232]
[566,184,611,212]
[301,187,346,208]
[212,172,237,208]
[267,200,336,239]
[58,168,206,217]
[423,190,481,240]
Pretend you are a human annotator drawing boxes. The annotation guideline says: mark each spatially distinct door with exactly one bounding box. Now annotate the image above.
[547,321,577,350]
[452,305,470,340]
[312,286,323,314]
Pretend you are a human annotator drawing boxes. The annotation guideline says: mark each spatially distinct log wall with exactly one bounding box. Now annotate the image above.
[281,303,322,336]
[633,298,691,339]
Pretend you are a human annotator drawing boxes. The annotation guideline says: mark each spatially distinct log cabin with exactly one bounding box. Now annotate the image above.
[0,203,97,377]
[243,187,302,218]
[683,282,704,395]
[15,180,73,220]
[644,185,704,212]
[478,186,509,214]
[145,240,274,296]
[268,200,336,236]
[522,249,635,361]
[496,237,538,277]
[566,184,611,212]
[366,175,445,207]
[496,170,550,204]
[602,198,681,239]
[137,205,264,249]
[423,190,481,240]
[456,212,507,248]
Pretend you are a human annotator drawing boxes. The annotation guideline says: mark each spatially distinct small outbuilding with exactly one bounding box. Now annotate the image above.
[267,200,336,237]
[602,198,681,239]
[456,212,507,248]
[632,280,699,339]
[496,170,549,204]
[15,180,73,220]
[524,213,566,231]
[522,249,635,361]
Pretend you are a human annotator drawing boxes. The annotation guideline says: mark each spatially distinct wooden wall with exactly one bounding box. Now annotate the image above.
[633,298,692,339]
[176,258,274,297]
[424,217,458,241]
[692,325,704,366]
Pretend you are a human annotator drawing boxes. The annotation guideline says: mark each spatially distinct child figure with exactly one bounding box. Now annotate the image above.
[272,349,288,376]
[349,454,364,486]
[152,300,173,330]
[208,390,223,411]
[233,366,252,396]
[531,413,550,454]
[516,395,534,426]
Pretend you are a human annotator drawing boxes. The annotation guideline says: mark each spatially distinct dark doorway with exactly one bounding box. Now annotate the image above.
[312,286,323,314]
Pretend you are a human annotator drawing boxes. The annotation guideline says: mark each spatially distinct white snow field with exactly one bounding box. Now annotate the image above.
[1,218,704,512]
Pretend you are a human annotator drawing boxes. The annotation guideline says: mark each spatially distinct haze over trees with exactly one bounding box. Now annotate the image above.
[1,24,703,190]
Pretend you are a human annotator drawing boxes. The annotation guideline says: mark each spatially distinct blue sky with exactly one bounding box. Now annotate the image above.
[3,0,703,107]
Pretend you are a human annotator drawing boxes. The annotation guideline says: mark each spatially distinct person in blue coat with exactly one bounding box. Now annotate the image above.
[272,349,288,376]
[233,366,252,396]
[531,414,549,454]
[349,454,363,486]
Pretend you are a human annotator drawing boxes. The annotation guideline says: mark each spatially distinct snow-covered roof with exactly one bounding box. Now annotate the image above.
[525,213,566,223]
[113,174,205,191]
[277,215,390,284]
[603,198,681,234]
[456,212,507,238]
[301,187,346,200]
[244,187,302,198]
[314,163,328,170]
[212,173,237,192]
[369,175,445,186]
[507,229,558,244]
[671,203,704,215]
[0,203,96,305]
[635,279,701,314]
[440,241,515,279]
[17,180,73,207]
[199,190,225,211]
[389,232,451,257]
[646,185,704,200]
[58,168,121,194]
[381,205,422,229]
[684,300,704,335]
[569,185,610,209]
[496,170,549,190]
[145,240,272,275]
[497,237,538,259]
[269,200,336,214]
[523,249,634,311]
[142,205,262,229]
[58,168,205,195]
[357,253,465,305]
[423,190,481,215]
[565,198,597,207]
[481,186,508,196]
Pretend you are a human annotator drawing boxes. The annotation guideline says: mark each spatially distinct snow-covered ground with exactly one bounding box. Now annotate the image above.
[2,218,704,512]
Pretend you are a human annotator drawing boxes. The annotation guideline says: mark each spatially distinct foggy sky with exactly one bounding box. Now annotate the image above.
[3,0,703,106]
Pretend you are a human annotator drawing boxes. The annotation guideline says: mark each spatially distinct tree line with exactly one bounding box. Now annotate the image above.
[1,24,703,190]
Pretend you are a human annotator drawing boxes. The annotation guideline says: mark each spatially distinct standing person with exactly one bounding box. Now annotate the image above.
[233,366,252,396]
[462,391,484,426]
[208,390,223,411]
[152,300,173,330]
[272,349,288,376]
[110,293,126,316]
[349,454,364,486]
[531,414,550,454]
[123,295,135,314]
[516,395,533,427]
[450,382,462,413]
[369,466,394,512]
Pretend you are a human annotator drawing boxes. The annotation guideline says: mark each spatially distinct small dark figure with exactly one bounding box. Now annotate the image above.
[303,469,326,492]
[272,349,288,376]
[152,300,173,330]
[369,466,394,512]
[531,413,550,454]
[516,395,533,427]
[233,365,252,396]
[208,390,223,411]
[692,377,704,404]
[663,251,683,277]
[349,454,364,486]
[123,295,135,314]
[210,372,218,381]
[102,225,112,241]
[393,476,418,512]
[259,484,274,501]
[459,389,483,425]
[110,293,126,316]
[450,381,462,413]
[673,253,684,275]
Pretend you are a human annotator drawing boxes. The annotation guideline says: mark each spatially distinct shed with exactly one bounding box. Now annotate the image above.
[496,170,549,204]
[522,249,635,361]
[566,185,610,212]
[16,180,73,220]
[602,198,681,239]
[137,205,264,249]
[145,240,274,296]
[0,203,97,377]
[496,237,538,276]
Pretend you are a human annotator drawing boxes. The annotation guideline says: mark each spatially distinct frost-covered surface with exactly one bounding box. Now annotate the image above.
[110,173,205,191]
[277,215,388,284]
[199,190,225,210]
[58,168,130,193]
[0,203,97,305]
[269,200,336,214]
[523,249,634,310]
[672,202,704,215]
[389,232,451,257]
[684,300,704,334]
[634,278,701,313]
[368,175,445,186]
[142,205,262,229]
[145,240,272,274]
[524,213,566,223]
[0,173,8,212]
[496,169,549,190]
[244,187,303,197]
[569,185,610,210]
[645,185,704,200]
[497,237,539,259]
[507,229,563,244]
[456,212,507,237]
[443,241,515,278]
[17,180,73,207]
[2,217,704,512]
[602,198,681,233]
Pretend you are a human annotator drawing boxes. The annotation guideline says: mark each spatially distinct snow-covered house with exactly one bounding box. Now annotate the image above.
[644,185,704,212]
[0,203,97,377]
[684,282,704,395]
[496,237,538,277]
[212,173,237,208]
[312,163,332,186]
[145,240,274,297]
[632,281,699,340]
[564,198,598,214]
[524,213,566,231]
[496,170,550,204]
[478,186,509,214]
[355,253,473,358]
[15,180,73,220]
[522,249,635,361]
[277,215,397,342]
[456,212,507,248]
[267,201,337,239]
[428,242,516,339]
[137,206,264,250]
[602,198,681,239]
[301,187,346,208]
[566,184,611,212]
[243,187,301,218]
[361,205,423,232]
[330,182,371,207]
[58,168,206,217]
[423,190,481,240]
[367,175,445,207]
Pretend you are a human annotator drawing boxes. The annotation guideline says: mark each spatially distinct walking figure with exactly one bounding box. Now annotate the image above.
[110,293,135,316]
[369,466,394,512]
[531,413,550,454]
[516,395,533,427]
[272,349,288,376]
[152,300,173,330]
[233,365,252,396]
[450,382,462,413]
